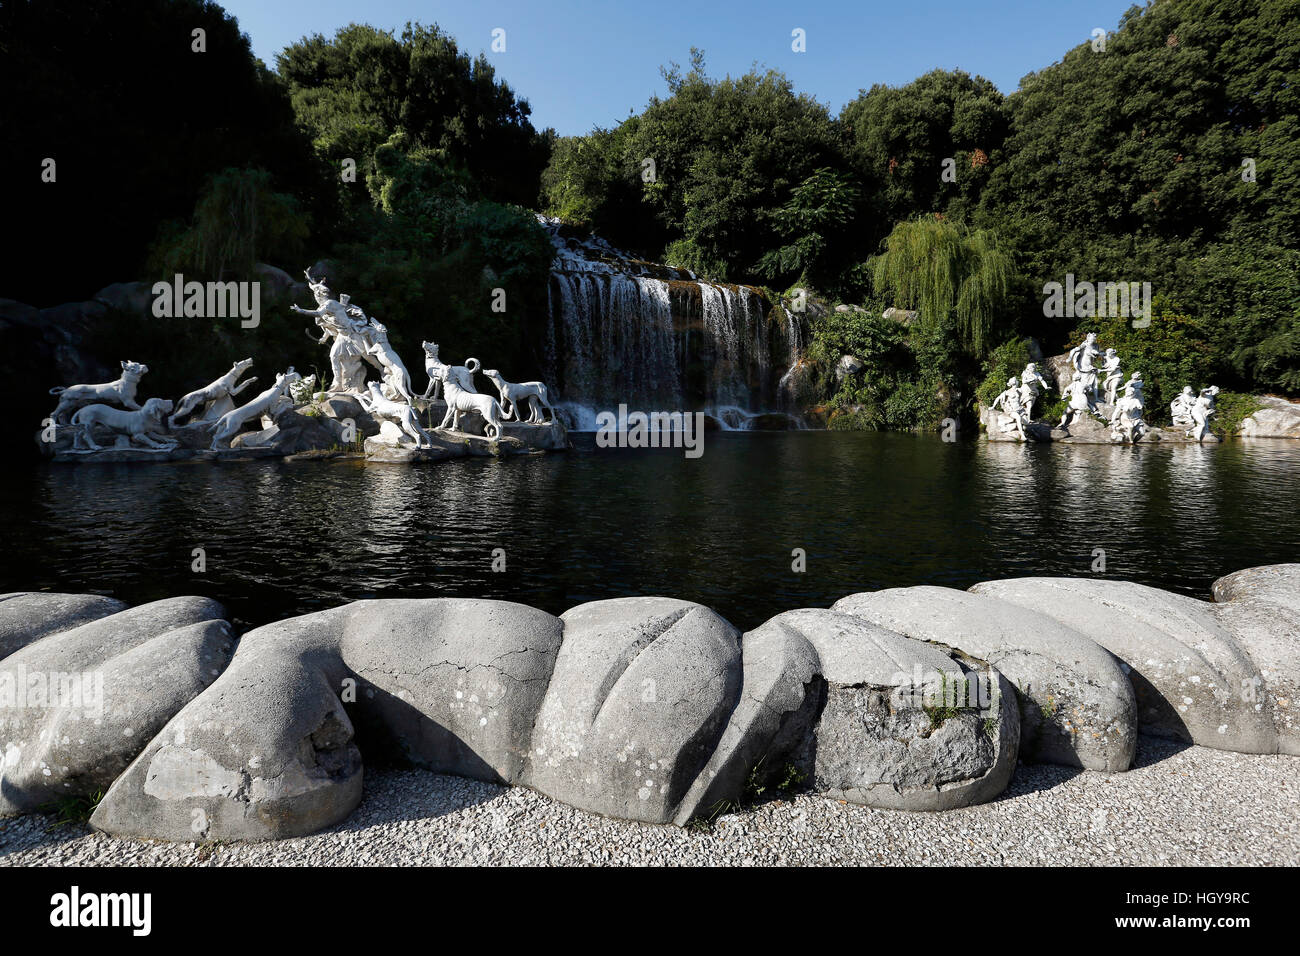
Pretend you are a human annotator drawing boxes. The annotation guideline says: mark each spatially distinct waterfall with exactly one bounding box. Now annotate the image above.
[539,217,805,429]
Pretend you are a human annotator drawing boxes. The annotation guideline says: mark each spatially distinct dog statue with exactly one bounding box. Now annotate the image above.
[50,360,149,424]
[483,369,555,424]
[359,382,434,448]
[71,398,175,451]
[421,341,449,400]
[438,359,503,439]
[170,358,257,427]
[210,369,301,450]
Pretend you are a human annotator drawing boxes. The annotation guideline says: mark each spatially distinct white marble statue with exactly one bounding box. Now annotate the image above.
[1067,333,1102,399]
[483,369,555,424]
[170,358,257,427]
[359,381,433,448]
[1100,349,1123,406]
[49,360,149,424]
[1188,386,1219,442]
[438,359,504,439]
[1170,386,1196,427]
[991,376,1028,440]
[71,398,176,452]
[1018,362,1051,419]
[1057,371,1105,431]
[365,320,416,404]
[1109,380,1147,443]
[210,369,301,450]
[294,273,370,393]
[421,341,448,401]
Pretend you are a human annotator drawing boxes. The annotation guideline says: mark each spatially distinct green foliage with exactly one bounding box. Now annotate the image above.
[39,790,105,830]
[976,338,1032,408]
[1210,391,1264,437]
[755,167,862,288]
[277,22,549,212]
[149,168,310,281]
[841,68,1009,229]
[871,217,1015,355]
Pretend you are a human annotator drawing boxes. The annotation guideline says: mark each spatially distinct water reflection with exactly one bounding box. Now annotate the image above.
[3,433,1297,631]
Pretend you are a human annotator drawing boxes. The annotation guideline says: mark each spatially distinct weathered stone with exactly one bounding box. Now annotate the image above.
[528,597,742,824]
[971,578,1274,753]
[0,592,127,660]
[797,609,1018,810]
[94,599,562,841]
[1240,396,1300,439]
[1,620,234,813]
[672,612,822,823]
[1212,564,1300,754]
[833,587,1136,771]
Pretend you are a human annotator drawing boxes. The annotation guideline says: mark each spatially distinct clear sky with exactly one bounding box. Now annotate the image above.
[223,0,1141,136]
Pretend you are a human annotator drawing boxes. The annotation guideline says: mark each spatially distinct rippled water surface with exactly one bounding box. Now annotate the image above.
[3,432,1298,631]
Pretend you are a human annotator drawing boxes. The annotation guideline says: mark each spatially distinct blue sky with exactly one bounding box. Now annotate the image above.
[223,0,1141,136]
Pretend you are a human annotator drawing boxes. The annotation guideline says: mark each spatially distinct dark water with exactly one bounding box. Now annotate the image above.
[2,432,1298,632]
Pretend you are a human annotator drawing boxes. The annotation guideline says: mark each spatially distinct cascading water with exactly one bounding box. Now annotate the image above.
[539,217,805,430]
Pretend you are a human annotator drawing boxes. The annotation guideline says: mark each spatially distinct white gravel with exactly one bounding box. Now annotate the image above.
[2,738,1296,866]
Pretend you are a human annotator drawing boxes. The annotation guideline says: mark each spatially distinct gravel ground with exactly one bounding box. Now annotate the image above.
[2,738,1296,866]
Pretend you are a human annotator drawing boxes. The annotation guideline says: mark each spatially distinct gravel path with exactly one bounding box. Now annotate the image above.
[2,738,1296,866]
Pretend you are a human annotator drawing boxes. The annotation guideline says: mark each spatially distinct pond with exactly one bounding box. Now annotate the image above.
[4,432,1299,632]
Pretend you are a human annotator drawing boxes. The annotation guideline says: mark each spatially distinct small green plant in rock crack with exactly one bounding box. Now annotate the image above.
[688,759,808,832]
[38,790,104,831]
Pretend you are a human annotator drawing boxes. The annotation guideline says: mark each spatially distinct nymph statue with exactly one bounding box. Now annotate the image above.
[1100,349,1123,406]
[1188,386,1219,443]
[1057,371,1105,431]
[1018,362,1051,418]
[1067,332,1102,399]
[1110,380,1147,443]
[1170,386,1196,427]
[992,376,1028,440]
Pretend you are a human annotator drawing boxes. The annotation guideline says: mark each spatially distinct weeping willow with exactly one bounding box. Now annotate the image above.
[871,217,1014,353]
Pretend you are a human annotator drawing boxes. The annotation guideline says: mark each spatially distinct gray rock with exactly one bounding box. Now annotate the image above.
[1,620,233,814]
[0,592,127,660]
[833,587,1136,771]
[528,597,742,824]
[835,354,865,381]
[971,578,1274,754]
[230,409,339,454]
[696,608,1019,814]
[1212,564,1300,754]
[1240,396,1300,439]
[1,597,230,815]
[94,599,562,842]
[671,612,822,823]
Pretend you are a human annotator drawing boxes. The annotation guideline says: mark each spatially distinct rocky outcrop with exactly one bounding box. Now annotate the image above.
[0,596,232,814]
[3,566,1297,842]
[831,587,1136,771]
[1241,396,1300,438]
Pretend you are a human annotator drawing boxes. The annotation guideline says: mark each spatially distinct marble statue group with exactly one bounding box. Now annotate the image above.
[42,267,557,457]
[989,330,1220,443]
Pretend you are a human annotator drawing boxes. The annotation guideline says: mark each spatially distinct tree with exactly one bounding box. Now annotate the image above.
[871,218,1015,354]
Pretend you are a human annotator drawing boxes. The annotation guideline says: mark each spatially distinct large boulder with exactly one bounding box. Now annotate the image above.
[1212,564,1300,754]
[527,597,742,824]
[93,599,563,842]
[230,408,339,455]
[833,587,1136,771]
[1,597,231,815]
[0,592,127,659]
[683,609,1019,816]
[971,578,1275,753]
[1241,396,1300,438]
